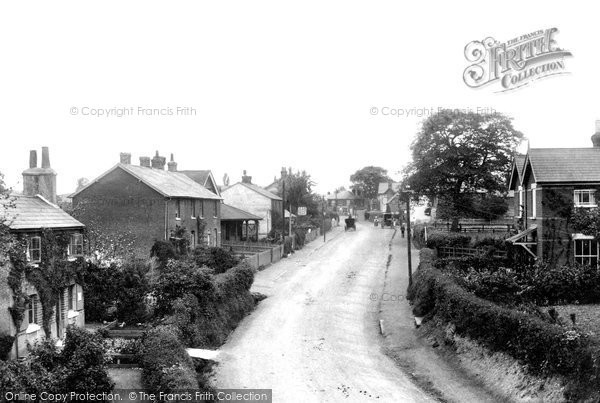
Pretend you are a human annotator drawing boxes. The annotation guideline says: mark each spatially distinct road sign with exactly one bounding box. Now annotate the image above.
[297,206,307,216]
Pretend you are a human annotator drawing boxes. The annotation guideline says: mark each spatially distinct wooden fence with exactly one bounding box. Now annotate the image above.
[432,222,512,233]
[437,246,507,259]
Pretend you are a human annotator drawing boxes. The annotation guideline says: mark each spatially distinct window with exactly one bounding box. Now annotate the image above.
[191,201,196,217]
[28,236,41,262]
[68,233,84,257]
[574,238,598,267]
[175,200,181,219]
[199,201,204,218]
[574,190,596,207]
[27,296,39,324]
[530,184,537,219]
[213,201,218,218]
[518,186,523,218]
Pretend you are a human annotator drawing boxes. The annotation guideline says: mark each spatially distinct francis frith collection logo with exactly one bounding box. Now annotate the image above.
[463,28,572,92]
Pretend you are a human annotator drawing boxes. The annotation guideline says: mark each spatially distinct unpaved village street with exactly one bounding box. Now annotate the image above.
[212,221,434,402]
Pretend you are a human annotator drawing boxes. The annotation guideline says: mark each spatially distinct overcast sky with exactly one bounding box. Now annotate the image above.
[0,1,596,195]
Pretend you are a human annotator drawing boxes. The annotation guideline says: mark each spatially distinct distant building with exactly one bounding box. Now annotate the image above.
[1,147,85,359]
[377,182,401,211]
[326,189,365,214]
[221,171,283,238]
[220,204,262,243]
[70,152,223,256]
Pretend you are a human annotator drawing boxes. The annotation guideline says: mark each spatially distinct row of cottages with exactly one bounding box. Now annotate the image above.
[1,148,85,359]
[326,189,366,214]
[508,122,600,265]
[70,152,262,256]
[221,170,283,238]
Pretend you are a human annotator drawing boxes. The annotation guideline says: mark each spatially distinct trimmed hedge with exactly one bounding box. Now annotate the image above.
[137,325,199,394]
[425,232,471,249]
[408,251,600,400]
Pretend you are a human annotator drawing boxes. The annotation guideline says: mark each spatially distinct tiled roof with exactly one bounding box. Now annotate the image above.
[228,182,282,201]
[180,170,211,186]
[0,195,84,230]
[221,204,262,221]
[527,148,600,183]
[326,190,356,200]
[514,154,526,178]
[378,182,401,194]
[71,164,221,200]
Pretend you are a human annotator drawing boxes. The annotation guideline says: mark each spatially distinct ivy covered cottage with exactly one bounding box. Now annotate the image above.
[70,152,224,257]
[508,122,600,265]
[0,147,86,359]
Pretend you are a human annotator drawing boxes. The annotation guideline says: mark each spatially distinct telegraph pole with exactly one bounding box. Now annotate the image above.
[281,167,286,243]
[403,186,415,286]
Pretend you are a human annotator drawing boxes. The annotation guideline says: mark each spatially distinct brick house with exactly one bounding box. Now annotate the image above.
[221,171,283,238]
[377,182,401,211]
[1,147,85,359]
[70,152,222,257]
[326,189,365,214]
[508,124,600,265]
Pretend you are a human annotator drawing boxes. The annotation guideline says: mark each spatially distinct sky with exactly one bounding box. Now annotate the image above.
[0,1,597,196]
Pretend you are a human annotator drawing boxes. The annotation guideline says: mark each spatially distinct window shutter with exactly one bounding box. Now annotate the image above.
[76,284,84,311]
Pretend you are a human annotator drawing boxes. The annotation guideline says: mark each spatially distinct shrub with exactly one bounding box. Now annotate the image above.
[408,261,600,400]
[191,246,240,274]
[150,240,177,265]
[0,333,14,360]
[138,325,198,393]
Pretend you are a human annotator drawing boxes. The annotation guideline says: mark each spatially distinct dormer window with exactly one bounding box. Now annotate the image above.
[574,190,597,207]
[28,236,41,263]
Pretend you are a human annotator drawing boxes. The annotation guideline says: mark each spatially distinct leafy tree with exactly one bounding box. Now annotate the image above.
[350,166,391,205]
[404,109,523,229]
[75,177,90,192]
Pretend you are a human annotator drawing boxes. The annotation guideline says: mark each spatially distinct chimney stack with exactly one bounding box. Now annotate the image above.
[120,152,131,164]
[140,156,151,167]
[151,151,166,170]
[167,153,177,172]
[29,150,37,168]
[22,147,57,203]
[242,170,252,184]
[592,120,600,147]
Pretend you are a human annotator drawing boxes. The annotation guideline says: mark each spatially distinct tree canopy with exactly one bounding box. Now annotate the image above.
[350,166,390,201]
[404,109,523,223]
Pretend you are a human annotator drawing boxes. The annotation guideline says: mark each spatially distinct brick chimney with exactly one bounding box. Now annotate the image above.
[242,170,252,184]
[22,147,57,204]
[120,152,131,164]
[151,151,166,170]
[592,120,600,147]
[140,156,151,167]
[167,153,177,172]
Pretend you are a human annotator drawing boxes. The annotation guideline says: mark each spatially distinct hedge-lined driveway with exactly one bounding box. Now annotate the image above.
[212,221,433,402]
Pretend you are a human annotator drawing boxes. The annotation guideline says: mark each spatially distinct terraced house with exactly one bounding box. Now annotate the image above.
[71,152,223,257]
[1,147,85,359]
[508,122,600,265]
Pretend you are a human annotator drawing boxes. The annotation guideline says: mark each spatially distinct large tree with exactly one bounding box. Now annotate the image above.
[350,166,391,203]
[404,109,523,228]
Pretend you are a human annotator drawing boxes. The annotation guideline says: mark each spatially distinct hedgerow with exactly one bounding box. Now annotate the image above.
[408,251,600,400]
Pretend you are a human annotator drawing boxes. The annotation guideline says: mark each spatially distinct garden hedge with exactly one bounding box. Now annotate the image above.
[408,250,600,400]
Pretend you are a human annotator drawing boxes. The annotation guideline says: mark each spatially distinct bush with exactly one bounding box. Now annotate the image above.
[0,333,14,360]
[408,261,600,400]
[191,246,240,274]
[138,325,198,393]
[150,240,177,265]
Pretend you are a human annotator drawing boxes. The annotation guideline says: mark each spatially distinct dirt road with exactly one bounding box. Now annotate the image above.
[212,221,434,402]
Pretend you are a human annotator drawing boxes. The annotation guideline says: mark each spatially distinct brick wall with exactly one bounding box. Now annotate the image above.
[166,198,221,247]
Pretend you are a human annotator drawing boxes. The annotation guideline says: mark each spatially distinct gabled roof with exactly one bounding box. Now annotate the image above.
[223,182,282,201]
[180,170,220,196]
[525,148,600,184]
[70,164,222,200]
[326,190,356,200]
[0,194,84,231]
[378,182,401,195]
[508,154,526,190]
[220,203,262,221]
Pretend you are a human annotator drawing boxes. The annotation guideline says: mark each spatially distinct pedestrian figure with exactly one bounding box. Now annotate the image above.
[401,223,406,238]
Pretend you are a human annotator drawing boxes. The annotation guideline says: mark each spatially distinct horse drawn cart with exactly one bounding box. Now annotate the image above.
[344,217,356,231]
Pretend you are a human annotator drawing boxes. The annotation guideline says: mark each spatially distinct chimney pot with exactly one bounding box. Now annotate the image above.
[120,152,131,164]
[140,156,151,167]
[41,146,51,168]
[242,170,252,184]
[29,150,37,168]
[151,152,166,169]
[167,153,177,172]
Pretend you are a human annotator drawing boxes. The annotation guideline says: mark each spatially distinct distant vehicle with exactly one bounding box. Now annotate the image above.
[381,213,394,229]
[344,217,356,231]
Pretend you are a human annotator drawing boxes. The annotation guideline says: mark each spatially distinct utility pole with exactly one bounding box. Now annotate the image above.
[403,186,415,286]
[281,167,286,244]
[322,195,326,242]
